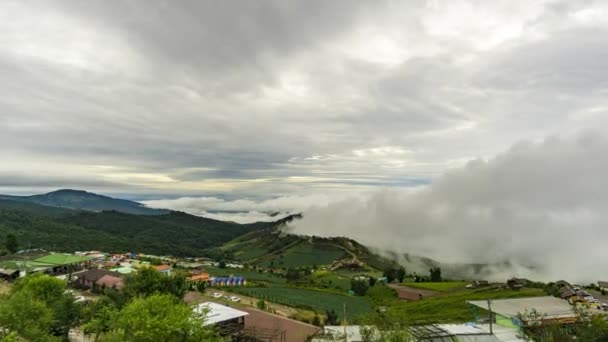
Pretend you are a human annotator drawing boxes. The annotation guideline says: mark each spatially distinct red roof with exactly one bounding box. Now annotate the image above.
[189,273,210,281]
[153,264,172,271]
[96,275,124,289]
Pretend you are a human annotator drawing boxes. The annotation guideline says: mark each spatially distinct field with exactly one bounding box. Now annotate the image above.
[402,281,468,292]
[310,270,352,291]
[258,243,346,268]
[230,286,374,321]
[389,287,545,324]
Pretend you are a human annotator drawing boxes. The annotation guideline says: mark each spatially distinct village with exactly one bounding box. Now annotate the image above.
[2,249,608,341]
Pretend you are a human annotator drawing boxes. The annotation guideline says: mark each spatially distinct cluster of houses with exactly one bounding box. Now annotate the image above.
[557,280,608,310]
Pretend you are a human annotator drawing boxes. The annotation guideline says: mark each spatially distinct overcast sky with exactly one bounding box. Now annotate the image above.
[1,0,607,199]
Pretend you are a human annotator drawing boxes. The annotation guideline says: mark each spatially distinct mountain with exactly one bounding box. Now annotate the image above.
[0,189,168,215]
[218,215,399,271]
[0,198,270,256]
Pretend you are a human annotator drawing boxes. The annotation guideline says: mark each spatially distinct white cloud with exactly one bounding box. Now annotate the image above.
[290,133,608,282]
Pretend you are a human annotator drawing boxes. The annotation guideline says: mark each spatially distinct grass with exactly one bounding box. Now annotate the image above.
[231,286,374,321]
[402,281,468,292]
[389,287,545,324]
[311,270,352,292]
[258,243,346,268]
[0,282,10,295]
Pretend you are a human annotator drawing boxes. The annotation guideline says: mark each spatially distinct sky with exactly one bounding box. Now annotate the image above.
[1,1,608,279]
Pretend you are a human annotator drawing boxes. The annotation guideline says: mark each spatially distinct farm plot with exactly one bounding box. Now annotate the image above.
[231,286,374,321]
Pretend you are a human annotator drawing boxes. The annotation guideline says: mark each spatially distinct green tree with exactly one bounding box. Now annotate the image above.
[5,233,18,254]
[0,274,80,341]
[351,278,370,296]
[97,294,222,342]
[325,309,340,325]
[396,266,406,283]
[383,267,396,283]
[429,267,442,282]
[368,277,377,287]
[256,299,267,310]
[122,267,187,299]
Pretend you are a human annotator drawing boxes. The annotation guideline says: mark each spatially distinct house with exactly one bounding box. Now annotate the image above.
[598,281,608,292]
[76,269,123,289]
[194,302,248,339]
[189,273,210,283]
[153,264,172,275]
[96,274,124,290]
[209,276,246,287]
[0,268,19,281]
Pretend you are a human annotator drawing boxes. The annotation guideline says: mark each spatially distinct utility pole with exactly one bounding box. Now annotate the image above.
[487,299,493,335]
[343,303,347,342]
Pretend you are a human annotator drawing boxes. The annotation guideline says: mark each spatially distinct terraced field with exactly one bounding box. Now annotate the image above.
[258,243,346,268]
[231,286,374,321]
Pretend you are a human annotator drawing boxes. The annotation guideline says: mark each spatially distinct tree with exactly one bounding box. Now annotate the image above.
[429,267,442,282]
[256,299,267,310]
[286,268,301,281]
[368,277,377,287]
[122,267,188,299]
[312,314,321,327]
[325,309,340,325]
[383,267,396,283]
[96,294,222,342]
[5,233,18,254]
[351,278,370,296]
[218,260,226,269]
[396,266,406,283]
[0,274,80,341]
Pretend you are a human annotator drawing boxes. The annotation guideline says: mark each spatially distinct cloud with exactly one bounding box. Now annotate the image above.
[142,192,361,224]
[290,133,608,282]
[1,1,608,196]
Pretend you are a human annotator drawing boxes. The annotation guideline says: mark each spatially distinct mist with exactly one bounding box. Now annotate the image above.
[290,133,608,283]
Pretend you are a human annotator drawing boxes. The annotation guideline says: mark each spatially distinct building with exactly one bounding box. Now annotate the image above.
[76,269,123,289]
[313,324,524,342]
[0,268,19,281]
[194,302,248,339]
[96,274,124,290]
[598,281,608,292]
[467,296,576,335]
[210,276,246,287]
[153,264,172,275]
[32,253,92,275]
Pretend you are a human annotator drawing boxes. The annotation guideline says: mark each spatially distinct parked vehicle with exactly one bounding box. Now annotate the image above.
[229,296,240,302]
[212,292,223,298]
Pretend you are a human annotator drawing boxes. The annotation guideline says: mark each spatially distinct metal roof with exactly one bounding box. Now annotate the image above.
[194,302,249,326]
[467,296,574,319]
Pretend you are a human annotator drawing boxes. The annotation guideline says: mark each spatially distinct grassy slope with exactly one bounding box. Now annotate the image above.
[231,286,374,321]
[402,282,469,292]
[389,286,545,324]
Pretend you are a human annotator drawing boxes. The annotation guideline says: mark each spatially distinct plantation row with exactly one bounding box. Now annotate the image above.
[231,286,374,321]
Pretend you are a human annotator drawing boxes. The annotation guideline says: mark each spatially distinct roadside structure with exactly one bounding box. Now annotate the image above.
[194,302,249,339]
[75,269,123,289]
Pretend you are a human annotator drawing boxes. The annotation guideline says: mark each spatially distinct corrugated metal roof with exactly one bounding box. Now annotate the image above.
[194,302,249,325]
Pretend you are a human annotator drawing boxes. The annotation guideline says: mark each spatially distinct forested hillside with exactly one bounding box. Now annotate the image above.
[0,199,269,256]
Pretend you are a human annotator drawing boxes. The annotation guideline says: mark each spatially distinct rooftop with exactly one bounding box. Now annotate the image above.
[467,296,574,319]
[194,302,249,326]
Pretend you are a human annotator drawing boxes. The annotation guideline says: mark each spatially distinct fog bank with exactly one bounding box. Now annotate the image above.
[290,133,608,282]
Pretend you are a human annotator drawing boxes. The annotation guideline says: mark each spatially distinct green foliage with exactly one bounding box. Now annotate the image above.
[0,274,79,341]
[351,278,370,296]
[396,266,406,283]
[4,233,17,254]
[256,299,267,310]
[123,267,188,299]
[429,267,442,282]
[367,284,397,306]
[0,204,268,256]
[325,309,340,325]
[94,294,222,342]
[383,267,397,283]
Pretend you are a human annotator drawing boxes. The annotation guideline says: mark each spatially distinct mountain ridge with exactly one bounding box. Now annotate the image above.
[0,189,168,216]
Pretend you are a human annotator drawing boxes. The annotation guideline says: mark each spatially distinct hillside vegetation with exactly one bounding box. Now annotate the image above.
[0,199,269,256]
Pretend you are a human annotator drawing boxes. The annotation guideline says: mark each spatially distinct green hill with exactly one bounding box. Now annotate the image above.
[0,189,167,215]
[220,217,399,272]
[0,199,270,256]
